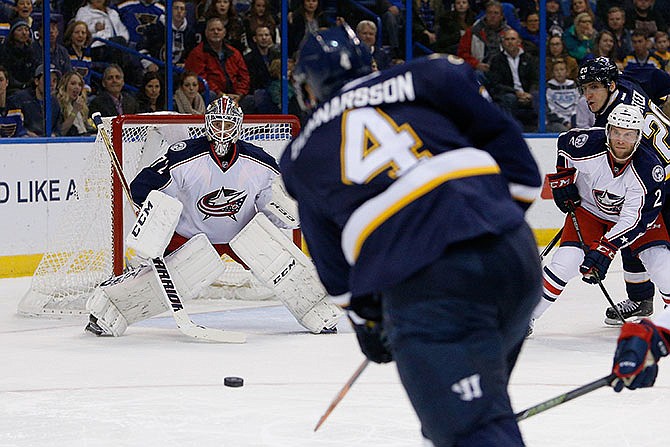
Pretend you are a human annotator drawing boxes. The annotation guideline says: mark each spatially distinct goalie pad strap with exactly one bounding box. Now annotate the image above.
[87,233,225,336]
[230,213,342,333]
[126,190,183,259]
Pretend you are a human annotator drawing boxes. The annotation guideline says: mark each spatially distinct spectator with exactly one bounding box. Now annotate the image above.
[563,0,601,30]
[75,0,129,61]
[626,0,667,38]
[653,31,670,70]
[7,64,62,137]
[12,0,35,37]
[115,0,165,49]
[173,70,205,114]
[135,71,165,113]
[606,6,633,63]
[379,1,404,59]
[34,18,72,77]
[439,0,476,55]
[458,0,511,73]
[563,11,596,62]
[184,17,250,103]
[519,11,540,55]
[547,34,580,79]
[140,0,197,71]
[75,0,145,88]
[57,71,94,136]
[546,59,579,132]
[586,29,619,65]
[356,20,392,71]
[546,0,566,37]
[63,20,94,91]
[622,28,664,69]
[412,0,447,52]
[200,0,247,54]
[0,20,40,95]
[0,65,27,137]
[287,0,329,58]
[244,25,279,93]
[88,64,139,118]
[487,28,539,131]
[267,58,301,116]
[243,0,278,47]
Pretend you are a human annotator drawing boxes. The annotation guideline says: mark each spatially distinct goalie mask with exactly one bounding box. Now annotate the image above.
[205,95,243,156]
[606,104,644,163]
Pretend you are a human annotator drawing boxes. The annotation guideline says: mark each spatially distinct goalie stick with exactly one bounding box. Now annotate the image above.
[91,113,247,343]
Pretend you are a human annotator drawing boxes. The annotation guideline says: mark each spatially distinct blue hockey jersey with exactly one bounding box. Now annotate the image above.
[280,54,542,297]
[557,127,666,249]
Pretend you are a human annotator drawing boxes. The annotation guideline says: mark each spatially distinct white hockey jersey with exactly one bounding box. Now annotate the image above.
[557,127,666,249]
[130,136,289,244]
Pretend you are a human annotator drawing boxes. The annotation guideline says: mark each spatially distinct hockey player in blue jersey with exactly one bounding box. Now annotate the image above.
[577,57,670,323]
[529,104,670,335]
[84,95,342,338]
[280,24,543,446]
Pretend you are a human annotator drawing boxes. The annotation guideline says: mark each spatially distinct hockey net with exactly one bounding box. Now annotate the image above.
[19,113,301,317]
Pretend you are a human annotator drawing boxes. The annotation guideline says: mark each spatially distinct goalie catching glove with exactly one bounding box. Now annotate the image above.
[579,237,616,283]
[548,168,581,213]
[612,319,670,392]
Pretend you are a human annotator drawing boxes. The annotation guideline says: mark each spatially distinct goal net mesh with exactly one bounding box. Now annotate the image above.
[19,113,299,317]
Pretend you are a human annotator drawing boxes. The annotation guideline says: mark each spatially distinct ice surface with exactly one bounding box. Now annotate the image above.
[1,256,668,446]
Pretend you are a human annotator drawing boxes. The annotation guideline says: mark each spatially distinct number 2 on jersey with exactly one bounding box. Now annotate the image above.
[340,108,429,185]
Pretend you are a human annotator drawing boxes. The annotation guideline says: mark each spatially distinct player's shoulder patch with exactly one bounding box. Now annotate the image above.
[168,141,187,152]
[570,133,589,148]
[652,165,665,183]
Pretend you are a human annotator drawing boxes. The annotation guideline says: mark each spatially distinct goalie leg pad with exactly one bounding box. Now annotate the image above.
[230,213,343,333]
[86,233,225,336]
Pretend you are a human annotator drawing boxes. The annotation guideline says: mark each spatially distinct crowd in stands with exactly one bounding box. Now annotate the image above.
[1,0,670,136]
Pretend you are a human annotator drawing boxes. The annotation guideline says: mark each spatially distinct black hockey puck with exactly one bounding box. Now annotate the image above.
[223,376,244,387]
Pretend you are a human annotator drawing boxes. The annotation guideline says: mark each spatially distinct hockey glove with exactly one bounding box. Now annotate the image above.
[580,238,617,284]
[612,319,670,392]
[548,168,581,213]
[347,311,393,364]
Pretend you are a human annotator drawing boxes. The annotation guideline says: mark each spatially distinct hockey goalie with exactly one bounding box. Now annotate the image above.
[85,96,342,337]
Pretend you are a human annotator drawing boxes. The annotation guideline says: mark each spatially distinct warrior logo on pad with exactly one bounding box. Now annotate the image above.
[197,187,247,220]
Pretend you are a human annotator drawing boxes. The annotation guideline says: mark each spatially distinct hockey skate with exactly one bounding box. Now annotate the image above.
[604,298,653,326]
[525,318,536,338]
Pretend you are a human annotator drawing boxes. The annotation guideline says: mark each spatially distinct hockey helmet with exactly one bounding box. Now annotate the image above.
[577,57,619,91]
[205,95,243,156]
[606,104,644,162]
[293,24,373,110]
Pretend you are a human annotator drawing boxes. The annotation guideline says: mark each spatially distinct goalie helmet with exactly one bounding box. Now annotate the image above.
[205,95,243,156]
[606,104,644,162]
[293,24,373,111]
[577,57,619,90]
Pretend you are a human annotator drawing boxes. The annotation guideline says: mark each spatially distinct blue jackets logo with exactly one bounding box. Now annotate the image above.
[197,187,247,220]
[593,189,624,215]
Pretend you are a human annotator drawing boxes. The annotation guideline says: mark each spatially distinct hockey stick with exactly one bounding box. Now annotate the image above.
[314,358,370,432]
[515,373,616,421]
[540,228,563,261]
[569,210,626,324]
[91,113,246,343]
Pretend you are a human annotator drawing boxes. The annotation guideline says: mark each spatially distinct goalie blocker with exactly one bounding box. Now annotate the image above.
[230,213,343,333]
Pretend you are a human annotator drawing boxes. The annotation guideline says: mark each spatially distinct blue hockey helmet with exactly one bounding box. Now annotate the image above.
[576,57,619,91]
[293,24,373,110]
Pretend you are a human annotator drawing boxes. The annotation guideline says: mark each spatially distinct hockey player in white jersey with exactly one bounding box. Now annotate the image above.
[529,104,670,335]
[84,95,342,337]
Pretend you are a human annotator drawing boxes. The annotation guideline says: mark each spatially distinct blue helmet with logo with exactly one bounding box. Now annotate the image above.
[293,24,373,110]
